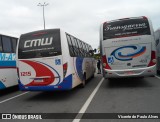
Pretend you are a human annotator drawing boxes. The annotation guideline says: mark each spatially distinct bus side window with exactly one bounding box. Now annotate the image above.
[84,43,88,57]
[81,42,86,57]
[2,36,12,53]
[74,38,81,57]
[82,42,87,57]
[86,44,90,57]
[77,39,83,57]
[70,36,78,57]
[0,36,3,52]
[11,38,17,53]
[66,34,75,57]
[89,45,93,57]
[66,33,93,58]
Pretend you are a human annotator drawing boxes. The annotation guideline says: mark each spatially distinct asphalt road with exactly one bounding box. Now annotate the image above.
[0,74,160,122]
[82,76,160,122]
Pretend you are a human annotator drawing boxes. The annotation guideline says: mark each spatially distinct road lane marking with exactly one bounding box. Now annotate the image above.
[73,78,104,122]
[0,92,29,104]
[155,75,160,79]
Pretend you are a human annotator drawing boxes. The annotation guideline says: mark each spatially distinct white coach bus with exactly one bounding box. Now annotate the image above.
[17,29,95,91]
[0,34,18,89]
[155,29,160,74]
[100,16,156,79]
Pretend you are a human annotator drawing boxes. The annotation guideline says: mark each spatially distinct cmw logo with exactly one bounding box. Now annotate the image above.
[110,45,146,61]
[24,37,53,48]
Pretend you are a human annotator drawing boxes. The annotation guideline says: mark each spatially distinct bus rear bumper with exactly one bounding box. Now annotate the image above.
[103,65,156,78]
[18,85,72,91]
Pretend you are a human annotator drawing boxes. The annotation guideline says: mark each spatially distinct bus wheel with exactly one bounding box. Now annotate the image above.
[81,74,86,88]
[91,73,95,78]
[108,78,113,81]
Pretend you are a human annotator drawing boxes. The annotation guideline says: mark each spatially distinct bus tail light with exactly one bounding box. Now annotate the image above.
[148,51,156,67]
[102,55,111,70]
[63,63,68,78]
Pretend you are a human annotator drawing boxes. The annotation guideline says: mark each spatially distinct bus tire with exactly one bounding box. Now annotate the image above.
[91,73,95,78]
[108,78,113,81]
[81,73,86,88]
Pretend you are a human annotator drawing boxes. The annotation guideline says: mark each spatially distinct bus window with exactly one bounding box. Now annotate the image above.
[74,38,81,57]
[66,34,75,56]
[81,42,87,57]
[86,44,91,57]
[11,38,17,53]
[0,36,2,52]
[77,39,83,56]
[2,36,12,53]
[70,36,78,56]
[103,17,151,40]
[84,43,89,57]
[18,29,61,59]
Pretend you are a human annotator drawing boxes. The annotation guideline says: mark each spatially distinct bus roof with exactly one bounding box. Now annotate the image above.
[20,28,60,36]
[0,34,18,39]
[103,16,148,24]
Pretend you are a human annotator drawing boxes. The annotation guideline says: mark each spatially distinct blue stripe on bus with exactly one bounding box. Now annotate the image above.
[0,61,16,67]
[60,74,72,89]
[76,57,83,81]
[18,74,72,91]
[0,81,6,89]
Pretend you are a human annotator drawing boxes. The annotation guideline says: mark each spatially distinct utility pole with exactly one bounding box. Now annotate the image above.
[37,2,49,30]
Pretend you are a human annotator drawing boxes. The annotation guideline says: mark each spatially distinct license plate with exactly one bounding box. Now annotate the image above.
[34,79,43,82]
[126,71,134,74]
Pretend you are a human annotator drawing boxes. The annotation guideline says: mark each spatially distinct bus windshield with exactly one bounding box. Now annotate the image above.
[18,29,61,59]
[103,18,151,40]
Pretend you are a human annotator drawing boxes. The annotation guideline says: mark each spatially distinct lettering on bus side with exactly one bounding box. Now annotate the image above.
[0,53,16,61]
[20,71,31,76]
[24,37,53,48]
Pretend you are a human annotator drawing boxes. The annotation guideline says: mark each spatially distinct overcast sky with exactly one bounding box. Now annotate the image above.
[0,0,160,48]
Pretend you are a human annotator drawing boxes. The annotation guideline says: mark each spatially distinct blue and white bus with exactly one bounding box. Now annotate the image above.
[0,34,18,89]
[17,29,95,91]
[100,16,156,79]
